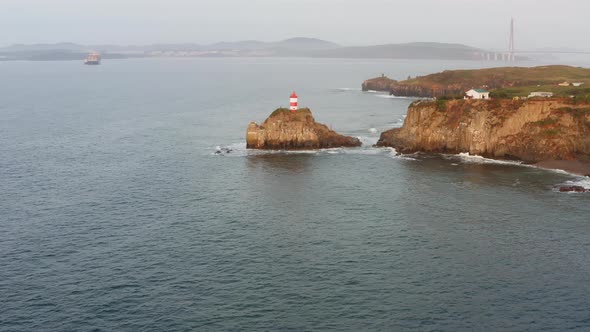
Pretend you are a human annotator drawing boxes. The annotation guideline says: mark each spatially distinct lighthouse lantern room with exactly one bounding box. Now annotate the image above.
[289,92,298,112]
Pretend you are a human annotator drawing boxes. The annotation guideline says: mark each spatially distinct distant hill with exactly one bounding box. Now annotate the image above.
[0,42,88,52]
[0,38,491,61]
[202,37,339,51]
[311,42,482,60]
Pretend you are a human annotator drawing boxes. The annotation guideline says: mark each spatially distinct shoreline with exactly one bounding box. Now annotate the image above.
[532,160,590,177]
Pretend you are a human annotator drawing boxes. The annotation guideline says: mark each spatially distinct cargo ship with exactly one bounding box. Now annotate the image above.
[84,52,101,65]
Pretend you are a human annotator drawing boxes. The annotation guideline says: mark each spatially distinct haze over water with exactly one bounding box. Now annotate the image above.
[2,57,590,331]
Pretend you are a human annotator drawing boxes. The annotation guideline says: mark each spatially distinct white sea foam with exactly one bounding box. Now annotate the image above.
[558,177,590,190]
[213,140,388,157]
[343,148,383,155]
[358,135,379,147]
[454,152,524,166]
[389,119,405,128]
[451,153,590,191]
[336,87,361,91]
[386,147,418,161]
[375,94,417,99]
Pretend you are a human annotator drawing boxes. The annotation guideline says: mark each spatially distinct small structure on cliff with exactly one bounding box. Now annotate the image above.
[246,104,361,150]
[465,89,490,100]
[290,92,298,112]
[362,65,590,99]
[528,91,554,98]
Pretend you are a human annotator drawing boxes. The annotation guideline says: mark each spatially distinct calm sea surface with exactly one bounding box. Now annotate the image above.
[1,57,590,331]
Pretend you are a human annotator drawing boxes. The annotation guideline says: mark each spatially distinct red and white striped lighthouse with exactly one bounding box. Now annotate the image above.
[289,91,298,112]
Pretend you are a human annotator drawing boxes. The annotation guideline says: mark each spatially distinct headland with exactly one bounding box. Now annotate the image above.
[363,65,590,99]
[376,99,590,175]
[365,65,590,176]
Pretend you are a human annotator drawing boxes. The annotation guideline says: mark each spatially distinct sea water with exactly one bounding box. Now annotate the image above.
[1,57,590,331]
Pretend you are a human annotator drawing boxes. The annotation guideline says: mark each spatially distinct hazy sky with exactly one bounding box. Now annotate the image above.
[2,0,588,50]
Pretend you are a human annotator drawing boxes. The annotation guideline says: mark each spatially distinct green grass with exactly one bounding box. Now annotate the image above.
[270,107,311,117]
[541,129,560,137]
[403,65,590,87]
[490,85,590,99]
[532,118,558,126]
[435,99,447,111]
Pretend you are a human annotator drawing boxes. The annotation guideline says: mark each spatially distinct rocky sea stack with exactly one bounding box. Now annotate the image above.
[246,108,361,150]
[377,99,590,165]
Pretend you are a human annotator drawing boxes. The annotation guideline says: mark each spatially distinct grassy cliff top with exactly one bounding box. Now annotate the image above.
[403,65,590,87]
[269,107,312,117]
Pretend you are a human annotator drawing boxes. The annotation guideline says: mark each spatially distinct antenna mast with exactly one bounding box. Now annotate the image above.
[509,18,515,61]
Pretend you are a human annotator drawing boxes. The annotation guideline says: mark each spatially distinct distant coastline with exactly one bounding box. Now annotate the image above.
[0,38,511,62]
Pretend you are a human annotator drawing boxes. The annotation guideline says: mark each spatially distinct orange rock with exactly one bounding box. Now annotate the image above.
[246,108,361,150]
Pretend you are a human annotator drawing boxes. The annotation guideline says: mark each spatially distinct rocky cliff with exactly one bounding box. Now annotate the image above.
[246,108,361,150]
[363,65,590,98]
[362,76,397,92]
[376,99,590,163]
[362,75,465,98]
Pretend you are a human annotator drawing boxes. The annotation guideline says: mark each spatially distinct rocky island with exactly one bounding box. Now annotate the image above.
[246,108,361,150]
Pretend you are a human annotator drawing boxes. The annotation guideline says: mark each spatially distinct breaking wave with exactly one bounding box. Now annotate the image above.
[358,135,379,147]
[389,118,405,128]
[386,147,418,161]
[211,137,388,157]
[558,177,590,190]
[336,88,361,92]
[453,152,524,166]
[374,94,417,99]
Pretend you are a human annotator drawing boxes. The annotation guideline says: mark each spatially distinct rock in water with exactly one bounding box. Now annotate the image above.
[558,186,589,193]
[246,108,361,150]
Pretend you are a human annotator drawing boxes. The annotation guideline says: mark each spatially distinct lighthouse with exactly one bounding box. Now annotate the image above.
[290,91,298,112]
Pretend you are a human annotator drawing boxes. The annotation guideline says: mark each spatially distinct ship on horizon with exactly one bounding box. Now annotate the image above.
[84,52,101,65]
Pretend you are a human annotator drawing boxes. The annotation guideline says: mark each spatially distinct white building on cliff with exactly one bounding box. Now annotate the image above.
[464,89,490,100]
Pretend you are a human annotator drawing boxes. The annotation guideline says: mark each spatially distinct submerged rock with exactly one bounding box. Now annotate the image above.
[558,186,589,193]
[246,108,361,150]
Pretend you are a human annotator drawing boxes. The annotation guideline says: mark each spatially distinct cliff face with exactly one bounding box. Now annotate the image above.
[362,76,463,97]
[362,76,397,92]
[376,99,590,162]
[362,65,590,98]
[246,108,361,150]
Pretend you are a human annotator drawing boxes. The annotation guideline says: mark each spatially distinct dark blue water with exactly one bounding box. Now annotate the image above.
[1,58,590,331]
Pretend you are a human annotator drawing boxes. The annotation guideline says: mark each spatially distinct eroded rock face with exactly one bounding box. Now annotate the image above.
[376,99,590,162]
[362,76,397,92]
[246,108,361,150]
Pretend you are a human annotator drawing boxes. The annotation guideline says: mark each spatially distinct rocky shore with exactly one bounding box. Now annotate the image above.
[376,99,590,175]
[534,160,590,177]
[246,108,361,150]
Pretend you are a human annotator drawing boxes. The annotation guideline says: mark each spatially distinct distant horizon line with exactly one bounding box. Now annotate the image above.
[1,38,587,53]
